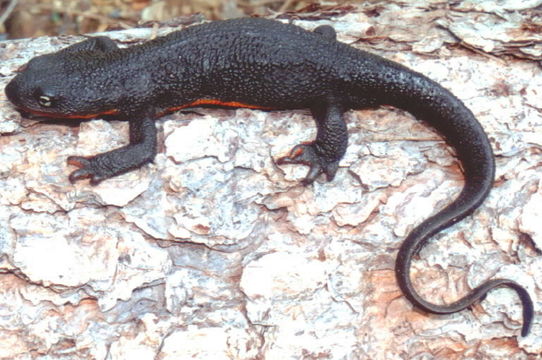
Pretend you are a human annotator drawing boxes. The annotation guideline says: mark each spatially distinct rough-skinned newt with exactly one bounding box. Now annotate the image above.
[4,17,533,336]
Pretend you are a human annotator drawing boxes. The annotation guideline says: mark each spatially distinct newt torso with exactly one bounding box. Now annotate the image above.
[95,20,380,114]
[8,18,406,119]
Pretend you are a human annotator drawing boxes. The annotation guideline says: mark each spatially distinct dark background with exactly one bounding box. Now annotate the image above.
[0,0,354,39]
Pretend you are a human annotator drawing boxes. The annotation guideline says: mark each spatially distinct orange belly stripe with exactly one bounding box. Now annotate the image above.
[163,99,273,115]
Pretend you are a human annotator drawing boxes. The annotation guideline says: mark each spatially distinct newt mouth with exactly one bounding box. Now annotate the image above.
[18,108,120,119]
[9,103,119,120]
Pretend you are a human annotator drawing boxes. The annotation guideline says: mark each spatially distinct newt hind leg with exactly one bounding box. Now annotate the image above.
[277,102,347,185]
[313,25,337,41]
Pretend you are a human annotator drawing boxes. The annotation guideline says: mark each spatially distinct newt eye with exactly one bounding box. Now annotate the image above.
[38,95,54,107]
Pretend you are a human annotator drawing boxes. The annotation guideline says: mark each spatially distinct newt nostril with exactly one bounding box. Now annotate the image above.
[16,63,28,72]
[5,79,20,105]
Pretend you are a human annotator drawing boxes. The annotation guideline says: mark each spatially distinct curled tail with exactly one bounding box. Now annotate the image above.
[395,187,534,336]
[369,61,534,336]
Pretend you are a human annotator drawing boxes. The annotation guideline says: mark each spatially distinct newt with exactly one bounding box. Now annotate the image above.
[4,17,533,336]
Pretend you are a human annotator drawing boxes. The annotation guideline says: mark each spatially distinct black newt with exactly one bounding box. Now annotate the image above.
[4,18,533,336]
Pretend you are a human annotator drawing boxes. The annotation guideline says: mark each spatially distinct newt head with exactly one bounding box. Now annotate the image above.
[5,51,119,119]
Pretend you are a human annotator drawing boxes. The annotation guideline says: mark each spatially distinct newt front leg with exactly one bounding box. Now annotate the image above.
[68,116,157,185]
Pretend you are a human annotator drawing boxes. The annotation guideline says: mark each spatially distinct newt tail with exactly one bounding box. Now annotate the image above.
[377,64,534,336]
